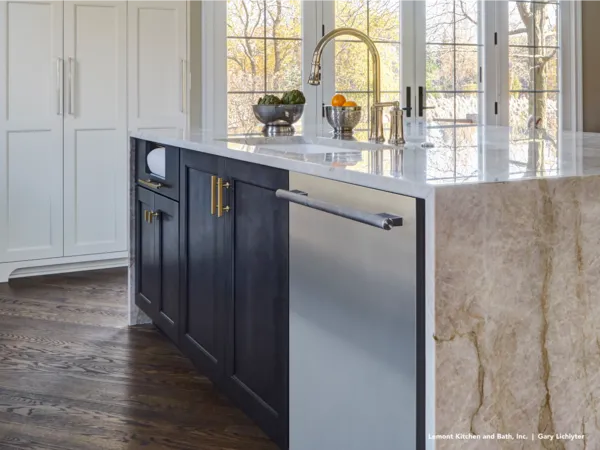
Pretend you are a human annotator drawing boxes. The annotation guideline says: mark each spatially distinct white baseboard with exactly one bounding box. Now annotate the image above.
[0,251,129,283]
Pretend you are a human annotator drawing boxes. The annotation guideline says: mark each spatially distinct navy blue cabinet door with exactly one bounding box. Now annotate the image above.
[221,159,289,450]
[135,187,159,319]
[179,150,224,380]
[135,186,180,344]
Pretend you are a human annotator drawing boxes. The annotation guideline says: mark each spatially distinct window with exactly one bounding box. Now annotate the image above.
[226,0,302,135]
[211,0,578,163]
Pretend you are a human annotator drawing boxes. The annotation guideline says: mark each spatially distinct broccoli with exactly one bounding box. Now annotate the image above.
[257,95,282,105]
[281,90,306,105]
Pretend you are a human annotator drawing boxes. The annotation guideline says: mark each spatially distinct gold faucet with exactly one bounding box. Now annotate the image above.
[308,27,404,145]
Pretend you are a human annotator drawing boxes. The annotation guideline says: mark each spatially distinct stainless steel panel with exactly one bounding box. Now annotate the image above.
[289,172,417,450]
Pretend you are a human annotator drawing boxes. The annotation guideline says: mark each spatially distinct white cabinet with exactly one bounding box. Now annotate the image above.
[63,1,127,256]
[0,0,188,278]
[0,1,64,262]
[128,1,187,139]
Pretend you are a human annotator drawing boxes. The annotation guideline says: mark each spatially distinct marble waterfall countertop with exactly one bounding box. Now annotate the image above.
[131,125,600,199]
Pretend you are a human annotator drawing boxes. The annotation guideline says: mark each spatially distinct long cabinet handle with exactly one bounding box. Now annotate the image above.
[68,57,75,116]
[275,189,403,230]
[56,58,63,115]
[210,175,217,215]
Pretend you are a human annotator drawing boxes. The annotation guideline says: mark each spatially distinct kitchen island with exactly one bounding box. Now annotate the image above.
[129,126,600,450]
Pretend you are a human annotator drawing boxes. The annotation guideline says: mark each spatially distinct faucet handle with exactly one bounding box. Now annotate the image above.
[388,106,405,146]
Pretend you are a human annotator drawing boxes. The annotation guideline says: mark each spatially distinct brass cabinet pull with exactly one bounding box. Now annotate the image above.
[210,175,217,215]
[138,178,164,190]
[217,178,231,217]
[143,209,160,224]
[149,210,160,224]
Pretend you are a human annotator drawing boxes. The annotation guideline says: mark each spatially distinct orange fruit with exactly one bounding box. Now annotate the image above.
[342,101,357,107]
[331,94,346,107]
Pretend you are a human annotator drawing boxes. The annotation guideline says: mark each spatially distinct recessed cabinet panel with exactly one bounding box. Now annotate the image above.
[231,181,287,412]
[128,1,187,138]
[0,0,64,262]
[7,2,53,120]
[63,1,127,256]
[154,194,179,342]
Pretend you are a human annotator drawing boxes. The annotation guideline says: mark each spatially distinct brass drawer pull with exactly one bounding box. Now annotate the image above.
[138,178,165,190]
[217,178,230,217]
[211,175,217,215]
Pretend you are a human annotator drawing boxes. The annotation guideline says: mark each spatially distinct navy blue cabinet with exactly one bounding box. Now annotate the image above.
[135,186,180,344]
[136,140,289,449]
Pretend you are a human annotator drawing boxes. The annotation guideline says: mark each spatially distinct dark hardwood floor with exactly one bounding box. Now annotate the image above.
[0,268,278,450]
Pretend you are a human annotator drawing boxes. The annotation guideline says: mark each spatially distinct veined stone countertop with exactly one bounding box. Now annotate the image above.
[131,125,600,200]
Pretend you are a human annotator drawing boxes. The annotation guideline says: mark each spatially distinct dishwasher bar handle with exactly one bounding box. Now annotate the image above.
[276,189,403,230]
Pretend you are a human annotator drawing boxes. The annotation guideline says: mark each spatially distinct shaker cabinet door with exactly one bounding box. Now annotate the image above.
[179,150,224,380]
[221,159,289,449]
[135,187,159,319]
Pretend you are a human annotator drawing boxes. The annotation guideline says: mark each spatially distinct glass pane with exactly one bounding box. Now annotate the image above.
[536,53,558,91]
[426,0,454,44]
[228,0,264,38]
[228,93,262,135]
[427,93,455,123]
[266,39,302,92]
[227,38,266,92]
[426,45,454,91]
[265,0,302,38]
[335,0,368,36]
[509,91,534,140]
[335,41,369,91]
[536,91,559,136]
[455,146,480,180]
[455,46,479,91]
[455,93,478,123]
[534,2,558,48]
[455,125,479,148]
[369,0,401,42]
[376,43,401,92]
[454,0,479,45]
[509,1,531,46]
[509,47,534,91]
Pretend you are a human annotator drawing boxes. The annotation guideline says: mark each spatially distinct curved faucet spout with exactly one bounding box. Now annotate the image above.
[308,27,389,142]
[307,27,380,107]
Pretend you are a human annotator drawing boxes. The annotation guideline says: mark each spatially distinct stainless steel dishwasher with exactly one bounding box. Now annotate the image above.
[278,172,424,450]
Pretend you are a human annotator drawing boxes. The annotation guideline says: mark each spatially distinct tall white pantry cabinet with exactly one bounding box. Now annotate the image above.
[0,1,188,282]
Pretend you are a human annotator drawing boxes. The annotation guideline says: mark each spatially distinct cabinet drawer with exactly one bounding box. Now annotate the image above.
[133,138,180,201]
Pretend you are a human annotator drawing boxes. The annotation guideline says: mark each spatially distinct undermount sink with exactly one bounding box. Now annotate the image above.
[218,136,394,154]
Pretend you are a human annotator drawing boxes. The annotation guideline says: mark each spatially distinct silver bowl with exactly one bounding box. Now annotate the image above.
[252,104,304,136]
[325,106,362,135]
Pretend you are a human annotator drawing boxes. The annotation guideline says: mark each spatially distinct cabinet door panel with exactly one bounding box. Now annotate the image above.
[128,1,187,138]
[154,194,179,343]
[180,151,223,379]
[0,1,63,262]
[63,1,127,256]
[136,187,158,318]
[223,160,289,449]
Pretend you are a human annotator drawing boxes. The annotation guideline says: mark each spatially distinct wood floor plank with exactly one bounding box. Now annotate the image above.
[0,269,278,450]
